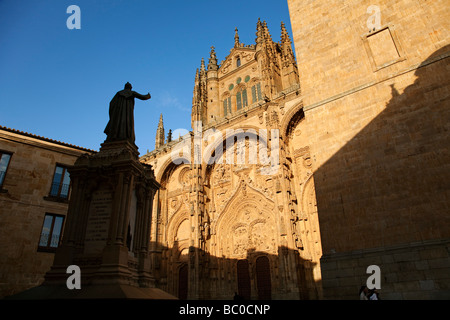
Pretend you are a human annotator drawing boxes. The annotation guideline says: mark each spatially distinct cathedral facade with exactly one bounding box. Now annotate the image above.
[141,20,323,299]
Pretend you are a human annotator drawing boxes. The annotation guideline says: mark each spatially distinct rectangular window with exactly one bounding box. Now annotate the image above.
[50,165,71,199]
[236,91,242,110]
[0,152,12,187]
[38,213,65,251]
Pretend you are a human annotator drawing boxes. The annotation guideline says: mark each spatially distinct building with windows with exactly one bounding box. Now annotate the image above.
[140,20,323,300]
[141,0,450,298]
[0,126,94,297]
[1,0,449,300]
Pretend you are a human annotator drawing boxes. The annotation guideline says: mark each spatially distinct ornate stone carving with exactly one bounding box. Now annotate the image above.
[241,51,253,62]
[178,167,190,186]
[212,164,231,186]
[220,60,232,75]
[213,180,277,260]
[258,112,264,124]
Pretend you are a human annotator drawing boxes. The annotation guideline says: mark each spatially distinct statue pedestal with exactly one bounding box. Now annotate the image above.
[8,140,175,299]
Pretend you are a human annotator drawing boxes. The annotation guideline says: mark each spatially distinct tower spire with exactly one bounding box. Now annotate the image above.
[208,46,218,71]
[155,113,165,149]
[280,21,296,62]
[234,27,240,48]
[256,18,263,47]
[262,20,272,43]
[200,57,207,100]
[192,58,207,127]
[193,68,200,105]
[281,21,290,44]
[200,57,206,76]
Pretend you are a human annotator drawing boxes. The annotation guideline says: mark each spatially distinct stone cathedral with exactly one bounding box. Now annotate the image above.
[141,20,322,300]
[2,0,447,301]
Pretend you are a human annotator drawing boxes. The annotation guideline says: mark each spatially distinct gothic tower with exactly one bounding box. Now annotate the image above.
[190,19,300,127]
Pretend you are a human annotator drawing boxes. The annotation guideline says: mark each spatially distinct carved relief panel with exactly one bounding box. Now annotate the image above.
[214,182,277,260]
[166,165,191,221]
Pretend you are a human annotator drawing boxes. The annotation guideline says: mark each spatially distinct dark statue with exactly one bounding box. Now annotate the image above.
[104,82,151,143]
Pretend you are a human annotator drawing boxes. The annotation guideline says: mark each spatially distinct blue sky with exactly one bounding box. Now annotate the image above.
[0,0,293,153]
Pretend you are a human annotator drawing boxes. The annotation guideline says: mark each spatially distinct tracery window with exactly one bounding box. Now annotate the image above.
[236,87,248,111]
[251,82,262,104]
[223,96,231,116]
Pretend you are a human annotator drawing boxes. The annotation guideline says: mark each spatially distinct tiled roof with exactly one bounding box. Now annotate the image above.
[0,125,96,153]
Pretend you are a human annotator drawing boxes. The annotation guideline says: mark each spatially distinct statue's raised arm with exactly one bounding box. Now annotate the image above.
[104,82,151,144]
[133,91,151,100]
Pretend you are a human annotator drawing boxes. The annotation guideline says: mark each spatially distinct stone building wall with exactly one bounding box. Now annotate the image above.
[287,0,450,299]
[0,127,94,297]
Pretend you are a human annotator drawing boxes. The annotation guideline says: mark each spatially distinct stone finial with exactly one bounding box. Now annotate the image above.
[208,46,218,71]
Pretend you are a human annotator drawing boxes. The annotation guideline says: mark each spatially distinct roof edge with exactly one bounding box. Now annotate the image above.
[0,125,97,153]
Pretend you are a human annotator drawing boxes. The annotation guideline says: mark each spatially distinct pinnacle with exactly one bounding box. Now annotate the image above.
[208,46,218,71]
[281,21,291,43]
[234,27,240,47]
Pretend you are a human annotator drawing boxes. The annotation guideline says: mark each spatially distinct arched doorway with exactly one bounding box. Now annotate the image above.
[256,256,271,300]
[178,264,188,300]
[237,259,251,300]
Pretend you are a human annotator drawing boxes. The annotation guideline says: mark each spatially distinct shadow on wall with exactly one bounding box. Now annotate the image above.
[312,45,450,298]
[314,45,450,253]
[149,242,319,300]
